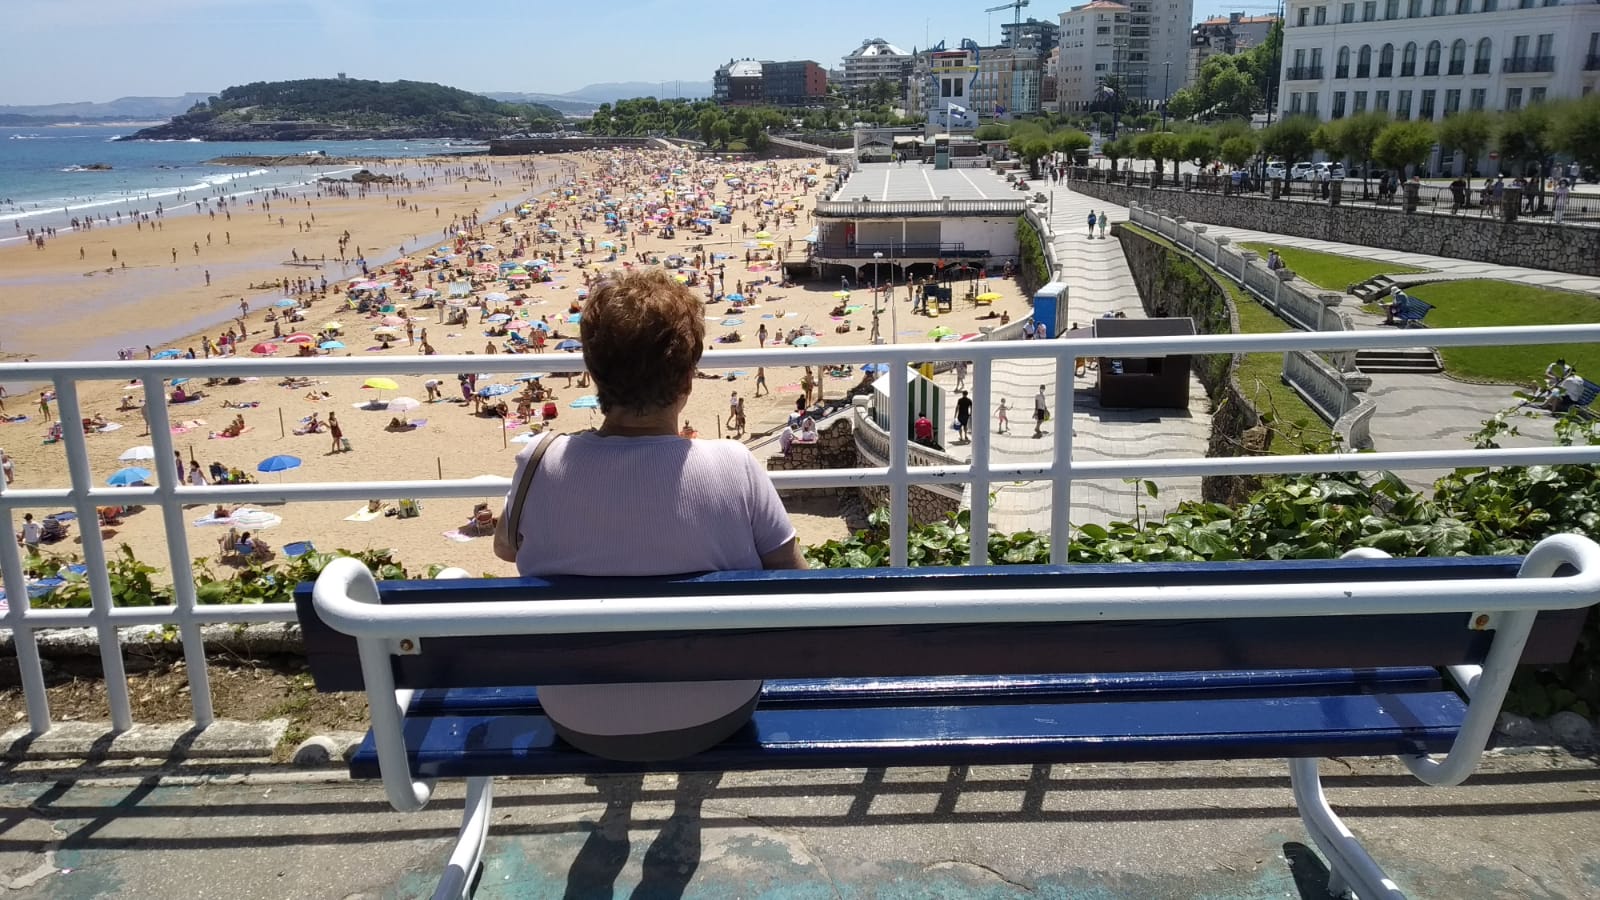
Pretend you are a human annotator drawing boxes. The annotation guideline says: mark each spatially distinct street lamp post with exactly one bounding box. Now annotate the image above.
[1161,61,1171,130]
[872,251,884,344]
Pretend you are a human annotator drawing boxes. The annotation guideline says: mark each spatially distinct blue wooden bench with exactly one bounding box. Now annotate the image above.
[1576,379,1600,418]
[1382,293,1434,327]
[296,535,1600,900]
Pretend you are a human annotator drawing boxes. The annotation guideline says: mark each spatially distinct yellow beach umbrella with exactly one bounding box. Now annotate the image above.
[363,377,399,391]
[322,322,344,332]
[975,292,1003,301]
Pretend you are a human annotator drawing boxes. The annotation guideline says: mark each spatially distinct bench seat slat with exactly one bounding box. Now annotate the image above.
[352,689,1466,779]
[404,668,1447,716]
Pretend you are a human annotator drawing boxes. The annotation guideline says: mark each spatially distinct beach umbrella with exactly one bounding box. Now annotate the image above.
[153,349,182,360]
[487,313,512,324]
[721,317,744,326]
[274,299,297,308]
[753,230,772,239]
[118,445,156,462]
[106,467,151,487]
[484,292,510,303]
[792,335,818,346]
[565,312,582,324]
[726,293,745,303]
[599,240,616,250]
[284,333,314,344]
[250,342,279,355]
[319,340,345,350]
[171,378,191,387]
[380,315,407,326]
[556,339,581,351]
[362,377,399,400]
[513,373,546,382]
[833,290,851,299]
[386,396,422,412]
[928,325,955,340]
[415,287,439,298]
[230,508,283,529]
[530,321,552,332]
[861,363,891,375]
[478,384,514,398]
[570,395,600,409]
[256,455,302,474]
[322,322,344,332]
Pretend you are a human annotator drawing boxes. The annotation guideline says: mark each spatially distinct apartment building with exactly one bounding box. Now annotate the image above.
[841,38,914,96]
[1057,0,1133,111]
[1278,0,1600,122]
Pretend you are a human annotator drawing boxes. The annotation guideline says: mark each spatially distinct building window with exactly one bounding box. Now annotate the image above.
[1535,33,1554,68]
[1379,44,1395,76]
[1364,1,1378,20]
[1424,40,1442,76]
[1297,6,1309,25]
[1444,89,1461,115]
[1354,90,1368,113]
[1342,3,1356,23]
[1469,88,1486,110]
[1530,86,1547,104]
[1449,39,1466,75]
[1431,0,1447,13]
[1402,42,1418,76]
[1505,87,1522,109]
[1456,0,1470,12]
[1475,38,1493,74]
[1385,0,1400,15]
[1376,89,1391,111]
[1333,91,1348,118]
[1397,89,1413,119]
[1419,89,1436,119]
[1290,92,1304,113]
[1482,0,1496,9]
[1358,45,1373,77]
[1407,0,1422,15]
[1336,46,1350,78]
[1316,5,1329,24]
[1307,92,1321,116]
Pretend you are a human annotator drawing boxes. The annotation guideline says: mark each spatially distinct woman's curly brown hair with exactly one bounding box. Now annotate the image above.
[579,268,705,415]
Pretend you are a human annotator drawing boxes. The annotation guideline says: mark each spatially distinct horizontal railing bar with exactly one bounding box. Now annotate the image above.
[5,326,1598,382]
[3,444,1598,513]
[3,603,298,629]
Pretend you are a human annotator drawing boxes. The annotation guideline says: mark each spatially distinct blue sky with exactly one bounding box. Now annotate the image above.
[2,0,1266,104]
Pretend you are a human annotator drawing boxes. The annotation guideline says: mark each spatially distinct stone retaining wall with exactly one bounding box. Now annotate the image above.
[1070,175,1600,278]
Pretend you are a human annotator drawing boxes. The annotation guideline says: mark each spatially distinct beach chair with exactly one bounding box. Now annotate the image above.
[218,528,244,562]
[39,516,70,544]
[395,499,422,519]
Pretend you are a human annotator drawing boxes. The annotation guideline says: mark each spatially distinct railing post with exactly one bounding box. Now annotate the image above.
[889,351,911,567]
[0,479,53,734]
[1050,351,1074,564]
[51,379,134,732]
[141,378,215,726]
[969,358,992,566]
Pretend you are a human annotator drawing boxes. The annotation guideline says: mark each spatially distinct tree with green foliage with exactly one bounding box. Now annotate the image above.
[1181,130,1219,169]
[1260,116,1316,190]
[1164,89,1199,122]
[1314,112,1386,195]
[1371,120,1436,179]
[1435,109,1494,178]
[1101,136,1128,172]
[1219,133,1257,169]
[1052,128,1092,157]
[1551,93,1600,177]
[1497,103,1557,176]
[974,122,1011,141]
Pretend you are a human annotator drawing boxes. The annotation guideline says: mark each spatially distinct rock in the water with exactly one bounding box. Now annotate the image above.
[1547,711,1595,746]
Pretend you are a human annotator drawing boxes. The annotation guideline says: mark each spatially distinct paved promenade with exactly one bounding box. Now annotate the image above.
[2,753,1597,897]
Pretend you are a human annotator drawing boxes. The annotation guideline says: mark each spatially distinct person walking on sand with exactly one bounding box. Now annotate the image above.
[754,367,768,397]
[996,398,1010,434]
[328,412,343,453]
[1033,385,1048,438]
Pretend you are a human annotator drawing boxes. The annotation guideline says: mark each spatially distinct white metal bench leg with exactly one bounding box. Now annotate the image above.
[433,776,494,900]
[1288,758,1405,900]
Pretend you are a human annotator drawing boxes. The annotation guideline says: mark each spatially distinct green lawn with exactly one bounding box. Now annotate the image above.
[1398,280,1600,384]
[1241,242,1429,291]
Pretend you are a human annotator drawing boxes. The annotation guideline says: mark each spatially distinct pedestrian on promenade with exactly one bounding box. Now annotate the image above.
[955,391,972,444]
[1554,179,1571,225]
[1098,212,1108,239]
[1087,210,1097,238]
[954,360,968,392]
[1033,385,1049,438]
[996,398,1010,434]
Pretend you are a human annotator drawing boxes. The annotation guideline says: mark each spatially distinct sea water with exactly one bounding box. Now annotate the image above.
[0,124,485,242]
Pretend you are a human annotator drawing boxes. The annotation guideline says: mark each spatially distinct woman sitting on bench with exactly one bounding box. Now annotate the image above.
[493,267,806,762]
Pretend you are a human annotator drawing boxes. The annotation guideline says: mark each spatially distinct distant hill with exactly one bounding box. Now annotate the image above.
[562,81,713,103]
[480,93,603,115]
[0,93,215,123]
[121,79,563,141]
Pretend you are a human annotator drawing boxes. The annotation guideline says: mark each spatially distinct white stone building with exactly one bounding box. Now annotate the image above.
[1058,0,1191,106]
[841,38,913,96]
[1058,0,1132,112]
[1278,0,1600,124]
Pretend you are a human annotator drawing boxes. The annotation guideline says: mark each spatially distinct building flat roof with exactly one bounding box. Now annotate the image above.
[836,163,1014,202]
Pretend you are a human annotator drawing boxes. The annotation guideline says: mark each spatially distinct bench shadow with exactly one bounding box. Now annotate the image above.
[1282,841,1339,900]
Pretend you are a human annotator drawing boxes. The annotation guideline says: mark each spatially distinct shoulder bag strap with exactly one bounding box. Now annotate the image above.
[508,432,562,551]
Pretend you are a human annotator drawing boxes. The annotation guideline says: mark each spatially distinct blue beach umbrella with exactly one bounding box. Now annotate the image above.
[487,313,512,324]
[171,378,190,386]
[106,467,151,487]
[478,384,514,398]
[726,293,745,303]
[320,340,345,350]
[256,455,302,474]
[556,339,581,351]
[861,363,891,374]
[152,349,182,360]
[274,299,297,308]
[566,313,582,324]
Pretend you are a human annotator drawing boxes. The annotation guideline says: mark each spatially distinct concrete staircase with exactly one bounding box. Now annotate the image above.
[1356,347,1442,374]
[1349,274,1398,304]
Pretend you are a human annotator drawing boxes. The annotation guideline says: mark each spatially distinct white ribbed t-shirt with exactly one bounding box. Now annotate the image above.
[504,431,796,736]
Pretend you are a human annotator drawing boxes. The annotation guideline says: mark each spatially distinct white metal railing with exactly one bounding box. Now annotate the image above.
[4,325,1600,735]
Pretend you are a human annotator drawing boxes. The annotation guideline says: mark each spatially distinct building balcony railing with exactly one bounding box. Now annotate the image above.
[1335,65,1349,78]
[1503,56,1556,74]
[812,198,1028,218]
[1473,61,1492,75]
[1586,53,1600,71]
[812,242,989,260]
[6,329,1600,736]
[1285,66,1324,81]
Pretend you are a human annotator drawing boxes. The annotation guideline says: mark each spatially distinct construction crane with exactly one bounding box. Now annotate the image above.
[984,0,1029,46]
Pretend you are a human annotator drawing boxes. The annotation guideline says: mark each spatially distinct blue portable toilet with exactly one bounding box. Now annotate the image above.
[1031,281,1068,338]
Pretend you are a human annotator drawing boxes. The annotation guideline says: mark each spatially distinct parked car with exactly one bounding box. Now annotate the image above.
[1291,162,1315,181]
[1313,162,1346,181]
[1265,160,1288,180]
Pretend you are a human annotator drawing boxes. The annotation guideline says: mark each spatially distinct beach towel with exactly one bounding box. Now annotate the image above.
[209,426,254,440]
[191,513,232,527]
[170,426,192,435]
[441,529,476,543]
[345,506,383,523]
[94,422,123,433]
[1,416,30,425]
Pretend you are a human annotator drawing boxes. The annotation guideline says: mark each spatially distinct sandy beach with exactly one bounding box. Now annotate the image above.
[0,148,1031,581]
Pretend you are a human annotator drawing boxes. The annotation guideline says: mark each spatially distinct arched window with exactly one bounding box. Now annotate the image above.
[1357,45,1373,77]
[1449,39,1467,74]
[1424,40,1442,76]
[1337,46,1352,78]
[1379,43,1396,77]
[1455,0,1471,12]
[1474,37,1493,74]
[1402,41,1418,76]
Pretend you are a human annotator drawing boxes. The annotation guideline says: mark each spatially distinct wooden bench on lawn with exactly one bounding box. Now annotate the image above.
[296,534,1600,900]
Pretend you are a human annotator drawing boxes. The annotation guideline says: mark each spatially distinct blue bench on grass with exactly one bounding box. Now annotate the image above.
[296,535,1600,900]
[1383,293,1434,327]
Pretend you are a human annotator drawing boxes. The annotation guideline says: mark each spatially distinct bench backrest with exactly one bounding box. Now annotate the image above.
[1579,379,1600,407]
[1397,296,1433,317]
[295,556,1589,693]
